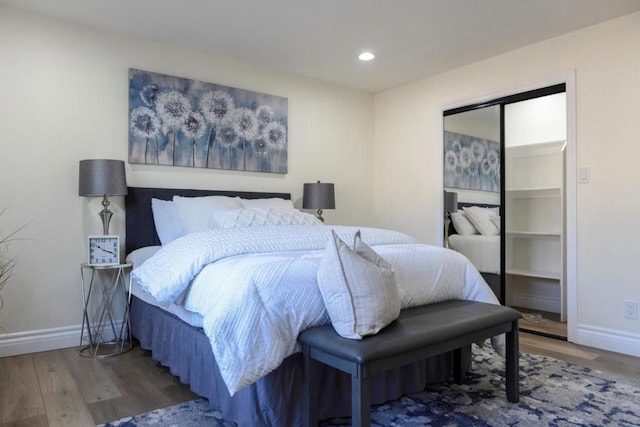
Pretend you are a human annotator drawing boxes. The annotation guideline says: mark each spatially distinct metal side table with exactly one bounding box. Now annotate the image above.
[80,263,133,358]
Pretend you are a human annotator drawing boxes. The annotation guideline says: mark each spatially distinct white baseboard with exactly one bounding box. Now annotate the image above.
[511,293,561,314]
[0,325,81,357]
[0,323,123,357]
[575,323,640,357]
[3,321,639,360]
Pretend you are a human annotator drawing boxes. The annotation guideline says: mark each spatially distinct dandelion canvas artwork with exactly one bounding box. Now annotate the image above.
[128,69,288,173]
[444,131,500,192]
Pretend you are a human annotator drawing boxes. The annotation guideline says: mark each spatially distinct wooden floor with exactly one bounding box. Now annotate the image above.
[2,334,639,426]
[514,306,568,339]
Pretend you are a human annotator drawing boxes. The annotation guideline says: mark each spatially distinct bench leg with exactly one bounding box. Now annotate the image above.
[505,320,520,403]
[453,347,465,384]
[302,344,317,427]
[352,364,371,427]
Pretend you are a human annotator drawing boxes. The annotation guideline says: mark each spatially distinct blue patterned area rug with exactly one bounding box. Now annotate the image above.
[99,345,640,426]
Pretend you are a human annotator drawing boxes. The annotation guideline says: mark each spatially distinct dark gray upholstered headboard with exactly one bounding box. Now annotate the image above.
[125,187,291,254]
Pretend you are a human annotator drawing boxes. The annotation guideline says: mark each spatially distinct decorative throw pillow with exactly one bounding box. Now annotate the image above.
[209,208,322,228]
[239,198,295,210]
[463,206,500,236]
[173,195,242,234]
[449,211,478,235]
[151,198,185,245]
[317,230,400,339]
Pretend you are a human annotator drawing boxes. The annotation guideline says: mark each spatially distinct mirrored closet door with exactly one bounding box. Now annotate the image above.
[443,85,567,339]
[443,106,502,301]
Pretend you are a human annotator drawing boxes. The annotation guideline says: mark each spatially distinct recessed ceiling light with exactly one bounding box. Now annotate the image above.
[358,52,375,61]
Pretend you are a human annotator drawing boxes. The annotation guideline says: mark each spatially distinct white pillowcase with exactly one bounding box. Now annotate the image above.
[151,198,185,245]
[317,230,400,340]
[490,214,501,232]
[209,208,321,228]
[173,195,242,234]
[463,206,500,236]
[449,211,478,235]
[240,198,295,210]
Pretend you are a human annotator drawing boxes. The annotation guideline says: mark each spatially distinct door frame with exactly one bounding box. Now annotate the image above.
[439,71,577,342]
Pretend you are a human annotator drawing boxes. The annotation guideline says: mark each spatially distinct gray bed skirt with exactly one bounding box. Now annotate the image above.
[131,296,470,426]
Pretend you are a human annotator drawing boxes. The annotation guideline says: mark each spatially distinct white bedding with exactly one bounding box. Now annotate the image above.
[131,225,500,395]
[448,234,500,274]
[126,246,205,328]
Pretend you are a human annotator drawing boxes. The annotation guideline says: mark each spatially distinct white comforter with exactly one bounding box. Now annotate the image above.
[131,225,499,395]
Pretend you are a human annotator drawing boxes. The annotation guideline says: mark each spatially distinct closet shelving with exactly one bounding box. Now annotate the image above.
[505,140,565,320]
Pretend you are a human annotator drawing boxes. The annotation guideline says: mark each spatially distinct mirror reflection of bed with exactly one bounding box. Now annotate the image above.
[446,201,566,339]
[446,202,501,301]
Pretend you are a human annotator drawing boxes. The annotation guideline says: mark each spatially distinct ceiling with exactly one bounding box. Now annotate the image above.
[2,0,640,92]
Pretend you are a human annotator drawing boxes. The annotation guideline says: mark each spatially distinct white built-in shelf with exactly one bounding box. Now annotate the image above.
[506,231,561,239]
[505,138,565,319]
[506,140,565,158]
[505,187,561,198]
[506,268,561,280]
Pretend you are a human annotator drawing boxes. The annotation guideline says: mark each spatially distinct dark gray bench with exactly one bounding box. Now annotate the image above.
[298,299,522,427]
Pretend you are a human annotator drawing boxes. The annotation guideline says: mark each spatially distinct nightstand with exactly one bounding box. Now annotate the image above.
[79,263,133,358]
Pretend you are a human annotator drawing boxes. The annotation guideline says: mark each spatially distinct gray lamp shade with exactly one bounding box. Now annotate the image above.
[79,159,128,197]
[303,182,335,210]
[444,191,458,213]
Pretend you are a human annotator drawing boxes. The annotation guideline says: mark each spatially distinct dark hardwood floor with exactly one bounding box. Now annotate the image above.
[1,334,638,426]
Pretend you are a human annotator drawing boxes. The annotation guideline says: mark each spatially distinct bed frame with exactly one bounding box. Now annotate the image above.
[125,186,468,426]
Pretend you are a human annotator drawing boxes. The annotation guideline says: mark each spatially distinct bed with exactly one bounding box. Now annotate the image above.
[125,186,501,426]
[447,202,502,301]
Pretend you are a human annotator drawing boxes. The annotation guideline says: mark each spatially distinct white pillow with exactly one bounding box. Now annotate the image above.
[463,206,500,236]
[317,230,400,340]
[490,215,501,232]
[449,211,478,235]
[173,195,242,234]
[151,198,185,245]
[209,208,321,228]
[240,198,295,210]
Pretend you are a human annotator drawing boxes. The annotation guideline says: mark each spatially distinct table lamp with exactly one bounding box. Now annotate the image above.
[303,181,335,223]
[443,191,458,248]
[79,159,128,235]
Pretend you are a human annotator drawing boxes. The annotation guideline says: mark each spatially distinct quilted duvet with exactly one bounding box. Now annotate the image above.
[131,225,499,395]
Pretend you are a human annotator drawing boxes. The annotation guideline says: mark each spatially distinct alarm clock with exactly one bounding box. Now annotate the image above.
[88,235,120,265]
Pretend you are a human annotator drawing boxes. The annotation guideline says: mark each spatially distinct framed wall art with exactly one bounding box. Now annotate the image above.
[444,131,500,192]
[128,68,288,173]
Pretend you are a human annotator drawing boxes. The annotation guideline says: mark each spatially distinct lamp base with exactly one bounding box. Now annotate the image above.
[315,209,325,223]
[100,195,113,235]
[444,216,451,248]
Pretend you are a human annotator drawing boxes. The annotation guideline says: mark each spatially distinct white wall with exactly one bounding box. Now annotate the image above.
[505,93,566,147]
[0,6,374,354]
[374,11,640,355]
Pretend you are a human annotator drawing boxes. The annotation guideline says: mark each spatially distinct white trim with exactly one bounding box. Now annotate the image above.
[576,323,640,357]
[0,325,81,357]
[563,72,578,344]
[0,322,124,357]
[436,103,445,245]
[512,293,561,314]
